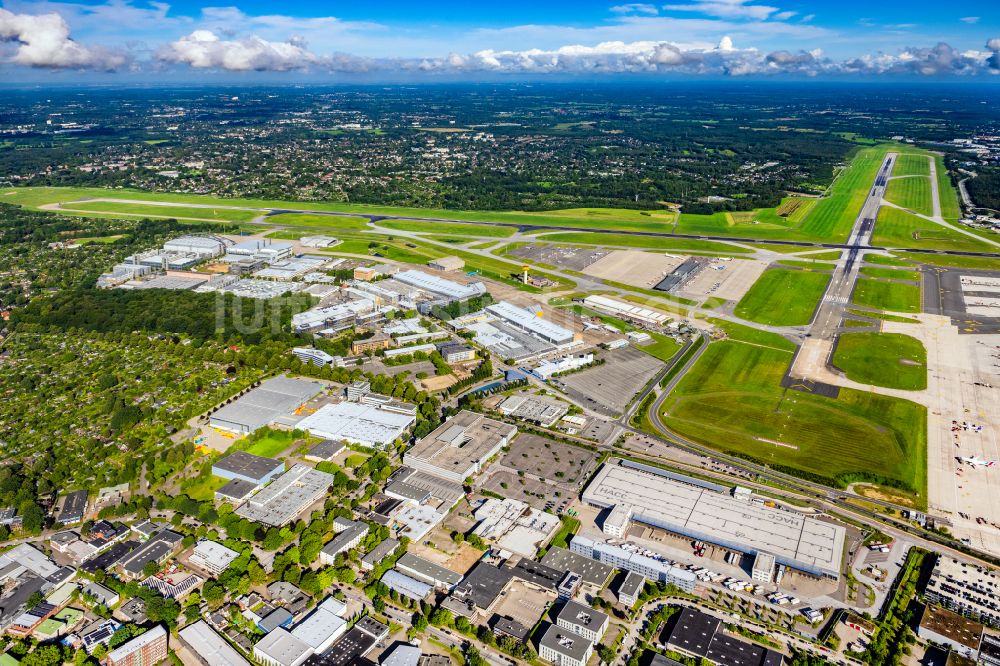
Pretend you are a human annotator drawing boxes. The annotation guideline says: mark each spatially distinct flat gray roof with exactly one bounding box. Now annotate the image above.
[404,411,516,479]
[215,478,259,501]
[582,462,845,578]
[213,452,283,483]
[396,553,463,587]
[539,624,592,661]
[210,375,323,432]
[541,546,614,587]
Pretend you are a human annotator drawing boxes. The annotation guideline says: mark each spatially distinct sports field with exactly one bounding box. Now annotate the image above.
[851,278,921,313]
[832,332,928,390]
[660,336,927,496]
[885,177,933,217]
[733,268,831,326]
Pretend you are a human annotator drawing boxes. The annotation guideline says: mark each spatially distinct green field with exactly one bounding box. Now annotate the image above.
[864,254,914,267]
[660,338,927,497]
[885,176,933,216]
[891,154,931,178]
[376,219,515,237]
[833,332,927,390]
[268,212,371,230]
[896,252,1000,271]
[57,200,259,223]
[797,147,887,241]
[859,266,921,281]
[734,268,831,326]
[238,432,299,458]
[852,278,921,313]
[872,207,990,252]
[535,231,752,254]
[935,155,962,223]
[775,260,837,271]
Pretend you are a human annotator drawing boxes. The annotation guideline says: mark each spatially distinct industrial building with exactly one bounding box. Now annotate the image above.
[428,256,465,272]
[395,553,463,589]
[917,605,984,661]
[394,270,486,302]
[581,461,846,579]
[662,607,783,666]
[291,298,379,334]
[305,440,345,462]
[582,295,669,326]
[215,478,259,506]
[227,238,293,262]
[235,465,334,527]
[253,627,313,666]
[208,375,325,435]
[290,596,349,653]
[569,535,697,593]
[163,235,228,257]
[118,530,184,579]
[497,394,568,427]
[472,498,561,557]
[297,401,416,449]
[179,620,251,666]
[189,540,240,575]
[212,452,285,485]
[56,490,88,525]
[404,411,518,483]
[926,556,1000,627]
[540,547,615,589]
[486,301,575,345]
[381,570,433,602]
[535,353,594,379]
[538,624,593,666]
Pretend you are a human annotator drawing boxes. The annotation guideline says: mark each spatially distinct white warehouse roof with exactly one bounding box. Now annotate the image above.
[582,462,845,578]
[297,402,416,448]
[394,270,485,300]
[487,301,574,344]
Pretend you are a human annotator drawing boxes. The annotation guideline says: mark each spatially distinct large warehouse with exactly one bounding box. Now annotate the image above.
[297,402,416,449]
[235,464,334,526]
[208,375,325,435]
[581,461,846,579]
[486,301,575,345]
[404,411,517,483]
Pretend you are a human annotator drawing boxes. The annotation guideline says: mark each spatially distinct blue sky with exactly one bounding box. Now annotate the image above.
[0,0,997,80]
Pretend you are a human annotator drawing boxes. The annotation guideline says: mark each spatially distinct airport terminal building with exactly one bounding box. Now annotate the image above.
[581,460,846,579]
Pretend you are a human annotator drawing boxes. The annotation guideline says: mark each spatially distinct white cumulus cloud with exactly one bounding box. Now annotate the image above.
[610,4,659,15]
[0,7,125,69]
[156,30,326,71]
[662,0,780,21]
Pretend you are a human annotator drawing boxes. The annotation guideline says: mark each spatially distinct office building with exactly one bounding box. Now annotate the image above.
[320,521,369,564]
[555,600,609,643]
[104,625,168,666]
[618,571,645,607]
[538,624,593,666]
[569,535,696,593]
[189,540,240,575]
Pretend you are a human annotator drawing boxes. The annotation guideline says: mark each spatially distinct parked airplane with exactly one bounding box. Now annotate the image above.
[959,456,997,468]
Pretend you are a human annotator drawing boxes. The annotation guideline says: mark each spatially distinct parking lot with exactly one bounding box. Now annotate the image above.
[557,346,665,416]
[479,433,597,510]
[508,244,609,271]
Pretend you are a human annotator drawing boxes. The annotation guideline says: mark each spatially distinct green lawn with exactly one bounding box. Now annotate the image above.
[268,212,371,230]
[660,338,927,498]
[891,154,931,177]
[896,252,1000,271]
[376,219,515,237]
[885,177,933,216]
[859,266,921,281]
[833,332,927,391]
[872,207,990,252]
[536,231,752,254]
[637,333,683,363]
[57,200,259,222]
[238,432,299,458]
[775,260,837,271]
[935,155,962,223]
[179,472,228,501]
[797,147,888,241]
[864,254,914,267]
[851,278,921,313]
[734,268,831,326]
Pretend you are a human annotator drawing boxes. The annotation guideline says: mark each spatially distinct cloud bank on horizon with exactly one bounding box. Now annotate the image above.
[0,0,998,78]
